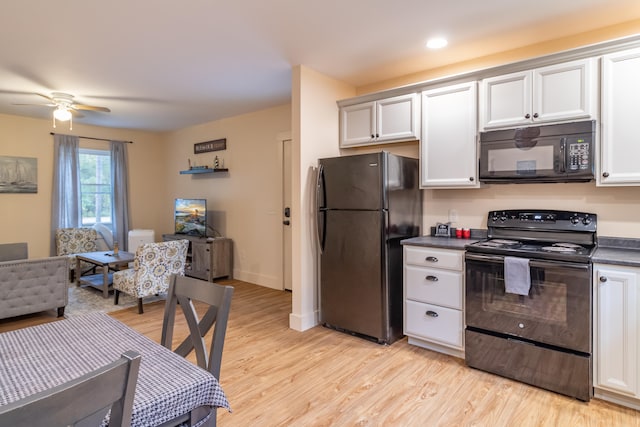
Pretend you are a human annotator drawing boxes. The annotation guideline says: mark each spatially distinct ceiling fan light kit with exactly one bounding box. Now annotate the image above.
[13,91,110,130]
[53,106,72,121]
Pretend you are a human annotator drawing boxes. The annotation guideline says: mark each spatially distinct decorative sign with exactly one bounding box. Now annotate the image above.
[194,138,226,154]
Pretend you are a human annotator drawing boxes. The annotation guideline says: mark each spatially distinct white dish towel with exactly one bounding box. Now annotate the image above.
[504,256,531,296]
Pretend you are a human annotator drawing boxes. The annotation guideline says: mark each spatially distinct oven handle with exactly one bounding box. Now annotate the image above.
[465,252,591,270]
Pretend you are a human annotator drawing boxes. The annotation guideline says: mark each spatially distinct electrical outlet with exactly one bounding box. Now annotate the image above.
[449,209,458,223]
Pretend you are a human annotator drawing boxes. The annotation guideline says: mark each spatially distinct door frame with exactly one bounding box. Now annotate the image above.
[278,132,293,291]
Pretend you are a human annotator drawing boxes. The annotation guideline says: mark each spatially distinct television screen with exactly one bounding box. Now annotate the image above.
[174,198,207,236]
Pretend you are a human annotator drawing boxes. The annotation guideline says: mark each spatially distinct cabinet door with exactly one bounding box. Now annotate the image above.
[421,82,479,188]
[375,93,420,143]
[339,101,376,147]
[480,70,531,129]
[599,48,640,186]
[189,241,211,281]
[594,265,638,396]
[533,58,595,123]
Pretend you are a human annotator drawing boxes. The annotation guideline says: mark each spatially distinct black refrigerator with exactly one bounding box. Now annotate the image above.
[317,152,421,344]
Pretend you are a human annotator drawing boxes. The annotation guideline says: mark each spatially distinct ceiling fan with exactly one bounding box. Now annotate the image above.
[14,92,111,129]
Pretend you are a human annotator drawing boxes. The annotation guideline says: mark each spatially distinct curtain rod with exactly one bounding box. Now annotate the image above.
[49,132,133,144]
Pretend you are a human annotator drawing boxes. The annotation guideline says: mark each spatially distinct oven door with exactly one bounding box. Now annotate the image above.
[465,253,592,353]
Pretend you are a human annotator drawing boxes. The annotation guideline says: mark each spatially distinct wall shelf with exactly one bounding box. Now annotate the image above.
[179,168,229,175]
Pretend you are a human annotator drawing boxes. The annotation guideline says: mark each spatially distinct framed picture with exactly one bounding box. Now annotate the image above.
[0,156,37,193]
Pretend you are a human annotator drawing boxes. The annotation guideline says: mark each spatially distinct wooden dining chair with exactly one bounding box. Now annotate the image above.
[0,350,141,427]
[161,274,234,380]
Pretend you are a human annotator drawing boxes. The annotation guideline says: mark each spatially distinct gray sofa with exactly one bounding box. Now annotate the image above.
[0,256,70,320]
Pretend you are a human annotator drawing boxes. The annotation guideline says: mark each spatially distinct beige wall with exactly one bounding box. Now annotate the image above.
[162,104,291,289]
[291,65,355,330]
[0,113,165,258]
[353,20,640,239]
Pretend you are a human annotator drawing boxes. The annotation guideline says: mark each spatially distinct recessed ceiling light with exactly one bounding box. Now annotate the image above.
[426,37,448,49]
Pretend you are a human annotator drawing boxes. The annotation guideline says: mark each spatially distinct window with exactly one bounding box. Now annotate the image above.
[79,148,112,228]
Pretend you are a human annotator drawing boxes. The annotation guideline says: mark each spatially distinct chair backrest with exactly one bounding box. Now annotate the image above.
[161,274,234,380]
[132,240,189,296]
[55,227,99,255]
[0,350,141,427]
[0,242,28,261]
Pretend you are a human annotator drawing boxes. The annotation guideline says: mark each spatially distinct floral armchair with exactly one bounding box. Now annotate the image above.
[55,227,100,281]
[113,239,189,314]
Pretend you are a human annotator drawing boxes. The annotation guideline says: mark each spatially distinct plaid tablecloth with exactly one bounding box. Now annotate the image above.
[0,312,230,426]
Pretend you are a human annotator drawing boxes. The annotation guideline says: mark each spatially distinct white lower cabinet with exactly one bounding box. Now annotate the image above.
[593,263,640,409]
[403,245,464,358]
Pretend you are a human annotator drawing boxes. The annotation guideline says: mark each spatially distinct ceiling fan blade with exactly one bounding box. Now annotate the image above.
[12,102,56,107]
[70,110,85,118]
[73,104,111,112]
[36,93,55,102]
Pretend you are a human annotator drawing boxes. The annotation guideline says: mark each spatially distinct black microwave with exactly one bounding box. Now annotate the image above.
[479,120,596,184]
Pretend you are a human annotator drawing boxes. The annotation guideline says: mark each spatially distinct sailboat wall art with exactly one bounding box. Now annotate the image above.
[0,156,37,193]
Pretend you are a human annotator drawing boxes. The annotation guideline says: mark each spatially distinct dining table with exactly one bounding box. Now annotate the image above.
[0,312,230,426]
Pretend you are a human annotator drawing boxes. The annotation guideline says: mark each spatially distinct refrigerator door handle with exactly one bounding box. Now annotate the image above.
[315,164,325,254]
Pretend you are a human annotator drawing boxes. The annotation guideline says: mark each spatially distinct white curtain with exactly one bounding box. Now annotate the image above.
[51,134,80,255]
[111,140,130,251]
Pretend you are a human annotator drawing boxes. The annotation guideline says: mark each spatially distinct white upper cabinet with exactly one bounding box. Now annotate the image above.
[480,58,596,130]
[599,47,640,186]
[420,82,479,188]
[340,93,419,147]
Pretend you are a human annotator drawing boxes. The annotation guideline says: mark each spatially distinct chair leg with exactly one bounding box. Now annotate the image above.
[114,290,120,305]
[137,298,143,314]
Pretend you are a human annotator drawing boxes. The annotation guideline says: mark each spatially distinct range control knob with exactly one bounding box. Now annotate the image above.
[570,216,581,225]
[582,216,592,225]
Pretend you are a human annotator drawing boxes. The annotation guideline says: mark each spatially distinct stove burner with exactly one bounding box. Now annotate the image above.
[491,239,520,245]
[552,242,583,249]
[542,246,577,253]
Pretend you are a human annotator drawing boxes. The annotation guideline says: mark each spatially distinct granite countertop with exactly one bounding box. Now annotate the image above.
[401,235,482,250]
[403,233,640,267]
[593,237,640,267]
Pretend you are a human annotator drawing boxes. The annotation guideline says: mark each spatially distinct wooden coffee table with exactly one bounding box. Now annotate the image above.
[75,251,135,298]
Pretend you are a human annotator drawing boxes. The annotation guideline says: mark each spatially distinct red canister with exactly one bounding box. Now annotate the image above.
[455,228,462,238]
[463,228,471,239]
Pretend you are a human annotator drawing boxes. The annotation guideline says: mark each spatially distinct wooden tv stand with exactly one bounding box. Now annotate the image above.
[162,234,233,281]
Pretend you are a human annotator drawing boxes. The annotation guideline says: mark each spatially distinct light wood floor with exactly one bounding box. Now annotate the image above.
[2,280,639,426]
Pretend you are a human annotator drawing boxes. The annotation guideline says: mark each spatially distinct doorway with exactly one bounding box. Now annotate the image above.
[280,135,293,291]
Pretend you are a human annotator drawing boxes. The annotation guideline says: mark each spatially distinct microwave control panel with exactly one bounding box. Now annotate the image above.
[568,139,591,171]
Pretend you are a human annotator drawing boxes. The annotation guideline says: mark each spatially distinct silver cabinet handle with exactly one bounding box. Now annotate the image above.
[425,310,439,318]
[425,275,438,281]
[599,276,607,283]
[425,256,438,262]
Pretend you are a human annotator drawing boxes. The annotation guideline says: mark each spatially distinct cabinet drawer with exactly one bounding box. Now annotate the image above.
[404,246,463,271]
[405,300,463,349]
[405,265,463,309]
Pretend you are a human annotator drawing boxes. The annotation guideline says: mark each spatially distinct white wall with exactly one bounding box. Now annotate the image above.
[290,65,355,331]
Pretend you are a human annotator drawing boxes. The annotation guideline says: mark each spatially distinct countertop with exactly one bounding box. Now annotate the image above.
[403,234,640,267]
[593,237,640,268]
[401,235,481,250]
